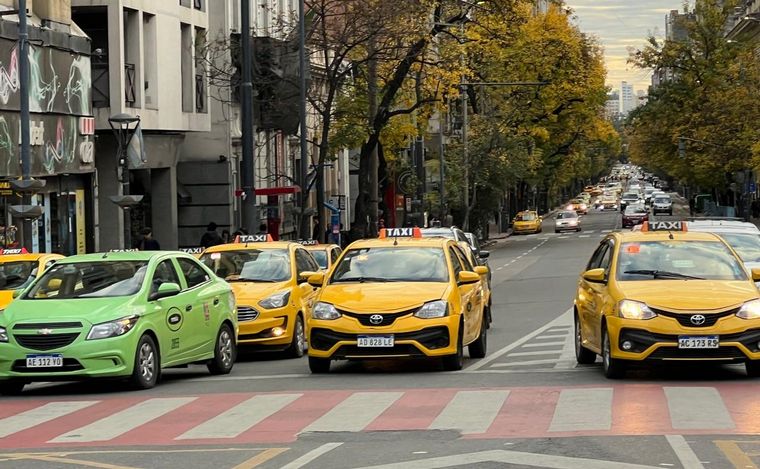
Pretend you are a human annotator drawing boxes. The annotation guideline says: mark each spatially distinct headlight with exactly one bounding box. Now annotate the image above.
[737,299,760,319]
[566,205,573,210]
[568,219,578,225]
[580,204,587,210]
[312,302,341,320]
[86,315,139,340]
[0,326,7,343]
[415,300,449,319]
[617,300,656,320]
[259,290,291,309]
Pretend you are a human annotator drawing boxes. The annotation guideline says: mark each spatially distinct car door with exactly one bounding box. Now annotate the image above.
[175,257,215,357]
[449,246,480,345]
[584,241,615,349]
[148,258,188,364]
[295,248,319,312]
[455,245,484,335]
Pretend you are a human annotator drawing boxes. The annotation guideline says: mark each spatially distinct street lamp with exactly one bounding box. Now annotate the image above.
[108,113,142,249]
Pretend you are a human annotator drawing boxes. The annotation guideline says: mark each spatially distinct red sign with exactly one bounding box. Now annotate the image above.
[79,117,95,135]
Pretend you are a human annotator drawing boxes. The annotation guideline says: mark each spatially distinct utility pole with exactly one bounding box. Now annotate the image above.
[368,38,378,237]
[240,0,256,233]
[298,0,310,239]
[460,22,469,232]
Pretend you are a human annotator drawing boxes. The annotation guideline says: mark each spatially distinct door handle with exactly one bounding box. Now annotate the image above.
[213,298,220,306]
[185,305,193,312]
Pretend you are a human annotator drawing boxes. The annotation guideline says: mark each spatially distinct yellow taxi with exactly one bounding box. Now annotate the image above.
[305,227,489,373]
[0,249,63,308]
[574,220,760,378]
[458,240,492,327]
[567,199,588,215]
[198,234,320,357]
[300,240,342,272]
[512,211,542,234]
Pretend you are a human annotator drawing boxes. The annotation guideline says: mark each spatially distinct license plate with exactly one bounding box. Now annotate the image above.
[678,336,719,349]
[357,335,394,347]
[25,354,63,368]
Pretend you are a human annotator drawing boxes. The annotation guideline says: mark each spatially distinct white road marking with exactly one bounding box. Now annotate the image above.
[534,334,568,340]
[585,230,596,234]
[522,341,565,348]
[50,397,196,443]
[664,387,734,430]
[491,359,562,367]
[602,230,612,233]
[579,235,590,238]
[554,324,580,369]
[507,350,562,357]
[549,388,613,432]
[176,393,302,440]
[429,390,508,434]
[466,308,572,371]
[302,392,402,432]
[0,401,99,438]
[665,435,705,469]
[281,442,344,469]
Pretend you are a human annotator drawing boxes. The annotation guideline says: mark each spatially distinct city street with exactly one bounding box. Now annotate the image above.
[1,204,759,469]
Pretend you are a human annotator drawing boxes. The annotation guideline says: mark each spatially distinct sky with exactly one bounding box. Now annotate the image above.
[566,1,686,94]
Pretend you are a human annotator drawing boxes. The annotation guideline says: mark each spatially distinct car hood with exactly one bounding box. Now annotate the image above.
[320,282,449,312]
[229,280,291,305]
[2,297,135,328]
[616,280,758,311]
[0,290,14,310]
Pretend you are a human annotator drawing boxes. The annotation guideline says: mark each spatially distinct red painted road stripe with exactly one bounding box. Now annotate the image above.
[480,387,560,438]
[717,383,760,434]
[611,384,672,435]
[365,388,458,431]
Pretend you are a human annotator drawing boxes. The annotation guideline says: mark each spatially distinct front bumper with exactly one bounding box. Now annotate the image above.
[237,306,294,347]
[513,224,539,233]
[606,315,760,362]
[308,314,458,359]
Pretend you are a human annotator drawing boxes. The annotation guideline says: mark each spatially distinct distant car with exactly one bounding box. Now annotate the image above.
[651,195,673,215]
[622,204,649,228]
[464,232,490,266]
[555,211,581,233]
[512,211,542,234]
[567,199,588,215]
[601,195,618,211]
[688,220,760,272]
[643,187,656,204]
[620,192,641,212]
[419,227,469,243]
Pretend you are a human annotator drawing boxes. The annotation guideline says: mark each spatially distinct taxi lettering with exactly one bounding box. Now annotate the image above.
[646,221,685,231]
[180,247,204,254]
[238,234,270,243]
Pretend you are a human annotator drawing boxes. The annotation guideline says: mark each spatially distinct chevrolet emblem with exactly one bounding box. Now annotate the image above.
[37,328,53,335]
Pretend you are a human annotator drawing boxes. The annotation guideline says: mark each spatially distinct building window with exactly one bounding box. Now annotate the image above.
[193,0,204,11]
[194,27,208,113]
[181,22,193,112]
[123,8,141,108]
[143,13,158,109]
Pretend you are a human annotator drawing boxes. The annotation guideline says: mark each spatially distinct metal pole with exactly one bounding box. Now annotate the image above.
[18,0,30,250]
[240,0,256,233]
[439,106,445,220]
[298,0,310,239]
[462,82,468,230]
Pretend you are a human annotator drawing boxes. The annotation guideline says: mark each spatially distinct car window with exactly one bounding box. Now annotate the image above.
[200,249,291,282]
[557,212,577,219]
[516,213,536,221]
[449,247,464,277]
[331,248,341,264]
[455,246,476,271]
[310,249,328,269]
[598,243,613,272]
[177,257,210,289]
[151,259,180,295]
[587,243,609,270]
[616,241,747,281]
[0,261,37,290]
[25,261,149,299]
[718,233,760,263]
[296,249,319,274]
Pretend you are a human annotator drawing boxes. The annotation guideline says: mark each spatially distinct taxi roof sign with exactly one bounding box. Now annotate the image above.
[179,247,204,254]
[236,234,273,243]
[641,221,687,232]
[297,239,319,246]
[0,248,28,255]
[379,227,422,238]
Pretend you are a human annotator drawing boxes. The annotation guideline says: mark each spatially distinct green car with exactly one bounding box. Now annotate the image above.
[0,251,238,394]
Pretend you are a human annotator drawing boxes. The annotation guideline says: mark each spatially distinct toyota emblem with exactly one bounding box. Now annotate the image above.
[369,314,384,325]
[37,328,53,335]
[690,314,706,326]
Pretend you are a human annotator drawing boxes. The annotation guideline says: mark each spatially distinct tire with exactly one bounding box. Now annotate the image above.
[576,227,582,232]
[746,360,760,378]
[208,323,236,375]
[130,334,160,390]
[574,314,596,365]
[285,314,307,358]
[485,301,493,328]
[308,355,331,373]
[468,316,487,359]
[602,326,626,379]
[554,230,560,233]
[0,380,25,395]
[442,322,464,371]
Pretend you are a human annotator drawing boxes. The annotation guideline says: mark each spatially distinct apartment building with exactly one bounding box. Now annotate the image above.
[727,1,760,41]
[71,0,210,250]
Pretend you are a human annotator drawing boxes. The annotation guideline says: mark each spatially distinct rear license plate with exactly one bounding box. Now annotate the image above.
[678,336,719,349]
[26,354,63,368]
[357,335,394,347]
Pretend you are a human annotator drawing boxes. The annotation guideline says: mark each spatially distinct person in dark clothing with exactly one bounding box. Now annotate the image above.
[312,219,320,241]
[258,223,268,234]
[137,227,160,250]
[200,222,224,248]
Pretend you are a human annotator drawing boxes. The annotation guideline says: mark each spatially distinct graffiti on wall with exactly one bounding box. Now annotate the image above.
[0,39,91,116]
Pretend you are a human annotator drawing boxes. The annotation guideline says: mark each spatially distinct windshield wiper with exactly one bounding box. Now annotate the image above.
[624,269,704,280]
[332,276,394,283]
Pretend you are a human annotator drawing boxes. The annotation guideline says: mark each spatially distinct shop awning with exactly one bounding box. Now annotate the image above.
[255,185,301,196]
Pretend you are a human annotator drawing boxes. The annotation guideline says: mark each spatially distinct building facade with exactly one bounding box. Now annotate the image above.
[0,0,94,255]
[605,91,620,119]
[620,81,635,116]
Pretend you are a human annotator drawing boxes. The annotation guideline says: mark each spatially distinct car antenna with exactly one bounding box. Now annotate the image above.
[102,251,109,259]
[668,231,674,240]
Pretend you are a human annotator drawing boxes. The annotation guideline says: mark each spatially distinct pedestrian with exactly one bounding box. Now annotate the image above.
[221,229,231,244]
[688,197,695,216]
[200,222,224,248]
[136,227,160,250]
[312,219,320,241]
[257,223,268,234]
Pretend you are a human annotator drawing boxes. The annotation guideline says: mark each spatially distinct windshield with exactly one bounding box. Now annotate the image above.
[654,197,670,204]
[0,261,37,290]
[557,212,577,219]
[310,250,328,269]
[25,261,149,299]
[622,193,639,199]
[717,233,760,263]
[616,241,747,281]
[516,213,537,221]
[200,249,291,282]
[330,247,449,283]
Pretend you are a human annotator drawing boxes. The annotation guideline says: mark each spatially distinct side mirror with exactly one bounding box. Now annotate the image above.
[307,272,325,288]
[474,266,489,276]
[478,250,490,259]
[150,282,181,301]
[582,268,607,284]
[751,268,760,283]
[298,271,318,283]
[457,271,481,285]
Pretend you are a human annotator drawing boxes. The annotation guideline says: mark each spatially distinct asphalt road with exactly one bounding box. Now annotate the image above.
[2,201,759,469]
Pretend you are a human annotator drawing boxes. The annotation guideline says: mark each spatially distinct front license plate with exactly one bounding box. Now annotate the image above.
[25,354,63,368]
[678,336,719,349]
[357,335,394,347]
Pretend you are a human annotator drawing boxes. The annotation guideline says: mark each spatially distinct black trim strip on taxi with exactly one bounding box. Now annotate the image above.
[619,327,760,355]
[310,326,449,355]
[338,308,418,327]
[648,307,741,328]
[13,322,83,329]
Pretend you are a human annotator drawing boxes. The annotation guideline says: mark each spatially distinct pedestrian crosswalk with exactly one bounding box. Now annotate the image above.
[0,384,757,448]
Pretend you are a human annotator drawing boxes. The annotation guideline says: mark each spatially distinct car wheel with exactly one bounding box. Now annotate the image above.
[442,322,464,371]
[285,314,307,358]
[746,360,760,378]
[554,230,560,233]
[308,355,331,373]
[130,334,160,390]
[602,326,626,379]
[0,380,26,395]
[574,314,596,365]
[576,227,582,232]
[468,316,487,359]
[208,323,236,375]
